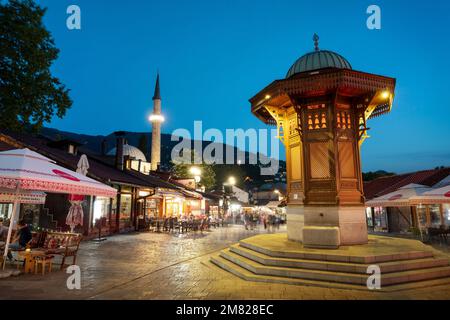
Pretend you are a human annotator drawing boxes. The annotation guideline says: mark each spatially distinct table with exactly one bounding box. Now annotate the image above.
[18,250,46,274]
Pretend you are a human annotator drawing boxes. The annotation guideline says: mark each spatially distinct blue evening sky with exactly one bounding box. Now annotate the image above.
[37,0,449,173]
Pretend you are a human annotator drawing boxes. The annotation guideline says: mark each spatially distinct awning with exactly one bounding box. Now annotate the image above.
[410,184,450,204]
[152,188,185,199]
[0,188,46,204]
[180,189,202,200]
[0,148,117,198]
[365,183,431,207]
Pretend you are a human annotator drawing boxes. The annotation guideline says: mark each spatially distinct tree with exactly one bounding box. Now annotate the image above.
[170,149,216,191]
[212,164,247,189]
[0,0,72,132]
[362,170,396,182]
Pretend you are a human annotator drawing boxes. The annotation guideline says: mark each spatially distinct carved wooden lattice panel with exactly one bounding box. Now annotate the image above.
[309,142,331,179]
[290,145,302,180]
[338,141,355,178]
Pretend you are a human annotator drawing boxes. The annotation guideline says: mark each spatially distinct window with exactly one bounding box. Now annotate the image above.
[429,204,441,226]
[336,110,352,129]
[374,207,388,232]
[306,104,327,130]
[166,199,180,217]
[416,205,427,227]
[366,207,374,227]
[443,204,450,226]
[0,203,12,220]
[93,197,110,223]
[120,194,132,220]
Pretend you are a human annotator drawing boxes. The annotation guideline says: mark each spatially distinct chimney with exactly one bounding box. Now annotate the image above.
[101,139,107,156]
[114,131,126,171]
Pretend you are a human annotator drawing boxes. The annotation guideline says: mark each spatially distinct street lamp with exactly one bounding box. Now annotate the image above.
[274,189,283,201]
[221,176,237,220]
[189,166,202,190]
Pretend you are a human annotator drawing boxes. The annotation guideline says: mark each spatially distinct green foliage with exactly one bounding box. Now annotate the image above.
[362,170,396,182]
[212,164,247,188]
[0,0,72,132]
[170,149,216,191]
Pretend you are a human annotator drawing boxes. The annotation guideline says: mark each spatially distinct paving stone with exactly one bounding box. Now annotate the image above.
[0,225,449,300]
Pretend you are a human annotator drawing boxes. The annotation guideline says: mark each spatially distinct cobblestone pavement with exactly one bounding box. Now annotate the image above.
[1,225,449,300]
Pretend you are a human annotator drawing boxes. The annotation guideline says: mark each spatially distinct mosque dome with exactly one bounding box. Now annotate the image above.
[107,144,147,162]
[286,34,352,78]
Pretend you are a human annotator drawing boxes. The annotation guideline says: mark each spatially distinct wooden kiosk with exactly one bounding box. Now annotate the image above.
[250,35,396,248]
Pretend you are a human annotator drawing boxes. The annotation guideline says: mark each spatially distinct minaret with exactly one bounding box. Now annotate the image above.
[150,73,164,171]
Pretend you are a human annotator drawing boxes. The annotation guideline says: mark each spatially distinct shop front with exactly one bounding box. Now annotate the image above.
[373,206,389,232]
[416,204,448,228]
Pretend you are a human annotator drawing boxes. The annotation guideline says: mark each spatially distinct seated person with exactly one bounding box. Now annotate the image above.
[0,218,8,242]
[0,218,9,253]
[7,219,32,260]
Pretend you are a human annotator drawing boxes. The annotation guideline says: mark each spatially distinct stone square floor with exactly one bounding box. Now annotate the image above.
[0,225,449,300]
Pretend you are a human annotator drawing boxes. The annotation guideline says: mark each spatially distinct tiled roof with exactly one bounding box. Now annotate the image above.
[364,168,450,200]
[0,130,179,189]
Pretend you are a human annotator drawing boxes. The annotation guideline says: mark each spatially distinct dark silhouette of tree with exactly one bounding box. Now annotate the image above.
[171,149,216,191]
[0,0,72,132]
[362,170,396,182]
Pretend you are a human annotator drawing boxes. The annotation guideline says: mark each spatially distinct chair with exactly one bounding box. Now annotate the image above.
[34,255,54,275]
[427,227,442,243]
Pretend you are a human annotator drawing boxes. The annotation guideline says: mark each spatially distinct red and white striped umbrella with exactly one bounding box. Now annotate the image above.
[0,148,116,197]
[0,148,116,269]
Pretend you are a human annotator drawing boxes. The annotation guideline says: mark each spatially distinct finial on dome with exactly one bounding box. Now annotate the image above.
[313,33,319,51]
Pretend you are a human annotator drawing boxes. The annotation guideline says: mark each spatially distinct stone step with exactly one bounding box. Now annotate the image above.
[219,248,450,287]
[210,253,450,292]
[209,253,366,291]
[239,240,434,264]
[230,244,450,274]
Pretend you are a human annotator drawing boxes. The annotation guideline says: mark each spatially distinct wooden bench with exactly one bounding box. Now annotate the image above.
[35,231,82,270]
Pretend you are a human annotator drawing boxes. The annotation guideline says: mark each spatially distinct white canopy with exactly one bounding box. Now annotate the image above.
[365,183,431,207]
[410,184,450,204]
[0,148,116,198]
[1,148,116,269]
